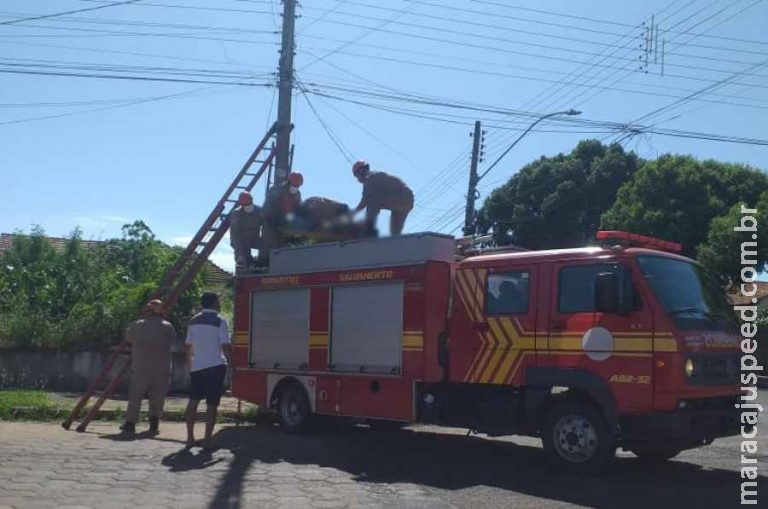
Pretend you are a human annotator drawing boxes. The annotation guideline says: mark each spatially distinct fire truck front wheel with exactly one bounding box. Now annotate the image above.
[277,384,311,433]
[542,401,616,471]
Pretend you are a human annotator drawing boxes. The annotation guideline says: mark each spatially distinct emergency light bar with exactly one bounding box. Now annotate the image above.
[596,230,682,253]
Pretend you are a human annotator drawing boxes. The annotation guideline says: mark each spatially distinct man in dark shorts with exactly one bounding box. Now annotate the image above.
[184,292,235,448]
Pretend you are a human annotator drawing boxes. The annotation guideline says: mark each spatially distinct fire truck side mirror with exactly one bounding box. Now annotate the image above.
[595,272,619,314]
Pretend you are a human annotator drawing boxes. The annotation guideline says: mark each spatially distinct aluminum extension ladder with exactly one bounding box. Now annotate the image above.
[62,123,285,432]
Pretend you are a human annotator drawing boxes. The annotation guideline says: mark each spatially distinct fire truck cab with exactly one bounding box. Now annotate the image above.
[232,232,743,470]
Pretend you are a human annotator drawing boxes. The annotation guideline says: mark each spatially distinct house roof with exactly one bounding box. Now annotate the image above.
[0,233,231,285]
[729,281,768,306]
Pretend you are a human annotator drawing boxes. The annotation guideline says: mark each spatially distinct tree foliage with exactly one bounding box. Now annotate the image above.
[696,193,768,284]
[0,221,204,349]
[477,140,641,248]
[602,155,768,282]
[477,140,767,284]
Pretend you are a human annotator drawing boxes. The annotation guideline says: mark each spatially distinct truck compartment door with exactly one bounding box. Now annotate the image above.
[250,288,310,369]
[330,282,403,374]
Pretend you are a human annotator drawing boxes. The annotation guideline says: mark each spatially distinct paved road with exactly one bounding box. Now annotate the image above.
[0,398,766,509]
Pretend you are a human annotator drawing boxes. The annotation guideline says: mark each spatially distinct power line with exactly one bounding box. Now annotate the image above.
[298,5,768,77]
[296,51,768,109]
[296,80,356,163]
[0,67,274,87]
[326,0,765,63]
[1,0,141,26]
[469,0,768,47]
[79,0,272,15]
[0,82,250,126]
[299,1,415,71]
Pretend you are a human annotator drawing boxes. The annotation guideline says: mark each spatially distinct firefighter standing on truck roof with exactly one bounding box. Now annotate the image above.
[120,299,176,435]
[351,160,414,236]
[259,171,303,264]
[229,191,262,267]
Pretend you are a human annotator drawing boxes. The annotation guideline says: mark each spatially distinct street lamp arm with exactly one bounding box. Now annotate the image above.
[477,109,581,183]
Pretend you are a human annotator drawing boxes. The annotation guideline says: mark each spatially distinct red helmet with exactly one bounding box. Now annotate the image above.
[237,191,253,206]
[352,160,369,178]
[287,172,303,188]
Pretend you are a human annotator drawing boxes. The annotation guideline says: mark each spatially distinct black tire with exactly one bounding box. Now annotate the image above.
[277,384,311,433]
[629,445,682,463]
[541,401,616,472]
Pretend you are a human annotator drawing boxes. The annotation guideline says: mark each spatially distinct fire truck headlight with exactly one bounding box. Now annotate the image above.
[684,358,695,378]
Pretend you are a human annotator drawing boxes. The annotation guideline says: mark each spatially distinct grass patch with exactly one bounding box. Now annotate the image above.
[0,390,70,420]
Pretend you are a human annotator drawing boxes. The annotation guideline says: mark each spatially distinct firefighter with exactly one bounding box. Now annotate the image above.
[229,191,262,267]
[258,172,303,264]
[351,160,414,236]
[297,196,350,231]
[120,299,176,434]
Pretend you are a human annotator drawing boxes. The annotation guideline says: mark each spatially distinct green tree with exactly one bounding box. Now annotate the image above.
[477,140,641,248]
[602,154,768,280]
[0,222,206,348]
[696,192,768,284]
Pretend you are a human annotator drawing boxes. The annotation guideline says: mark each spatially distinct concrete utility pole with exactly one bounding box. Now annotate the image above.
[463,121,483,236]
[275,0,297,187]
[466,109,581,234]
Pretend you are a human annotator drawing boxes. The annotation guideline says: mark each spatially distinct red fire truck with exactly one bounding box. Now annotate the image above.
[231,231,743,470]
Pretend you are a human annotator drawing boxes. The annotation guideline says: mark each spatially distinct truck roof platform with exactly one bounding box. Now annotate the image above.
[267,232,455,275]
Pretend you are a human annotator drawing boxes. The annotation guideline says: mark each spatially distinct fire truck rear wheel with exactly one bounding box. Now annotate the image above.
[277,385,311,433]
[542,401,615,472]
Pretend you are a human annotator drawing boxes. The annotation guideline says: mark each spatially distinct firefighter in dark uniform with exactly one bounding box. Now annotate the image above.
[258,171,303,264]
[229,191,262,267]
[120,299,176,434]
[351,160,414,236]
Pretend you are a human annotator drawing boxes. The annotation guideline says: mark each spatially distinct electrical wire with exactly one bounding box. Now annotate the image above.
[1,0,141,26]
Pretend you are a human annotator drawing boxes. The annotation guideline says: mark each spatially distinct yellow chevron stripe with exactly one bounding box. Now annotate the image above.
[464,271,484,323]
[403,332,424,351]
[654,337,678,352]
[469,269,486,313]
[464,332,486,382]
[234,332,249,345]
[309,333,329,348]
[500,318,537,349]
[506,350,531,383]
[473,331,498,382]
[455,271,479,322]
[480,318,509,383]
[493,349,519,384]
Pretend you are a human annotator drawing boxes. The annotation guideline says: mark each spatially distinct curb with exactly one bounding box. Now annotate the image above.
[5,407,260,423]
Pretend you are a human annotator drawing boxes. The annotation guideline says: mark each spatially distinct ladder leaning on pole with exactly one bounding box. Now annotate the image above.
[62,122,285,432]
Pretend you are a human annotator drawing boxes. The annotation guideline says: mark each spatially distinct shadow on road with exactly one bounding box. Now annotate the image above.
[161,447,225,472]
[97,429,186,446]
[164,423,765,509]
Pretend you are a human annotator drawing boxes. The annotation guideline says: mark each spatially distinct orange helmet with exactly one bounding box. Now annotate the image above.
[237,191,253,206]
[287,172,304,188]
[352,160,369,178]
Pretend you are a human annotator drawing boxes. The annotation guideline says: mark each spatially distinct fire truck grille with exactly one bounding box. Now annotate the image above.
[690,354,741,386]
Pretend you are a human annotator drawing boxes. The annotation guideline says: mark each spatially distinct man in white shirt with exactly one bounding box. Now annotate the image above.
[184,292,236,448]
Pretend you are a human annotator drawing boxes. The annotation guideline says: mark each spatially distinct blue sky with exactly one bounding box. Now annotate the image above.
[1,0,767,271]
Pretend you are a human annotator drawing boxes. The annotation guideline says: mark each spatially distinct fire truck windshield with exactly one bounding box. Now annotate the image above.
[636,256,738,332]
